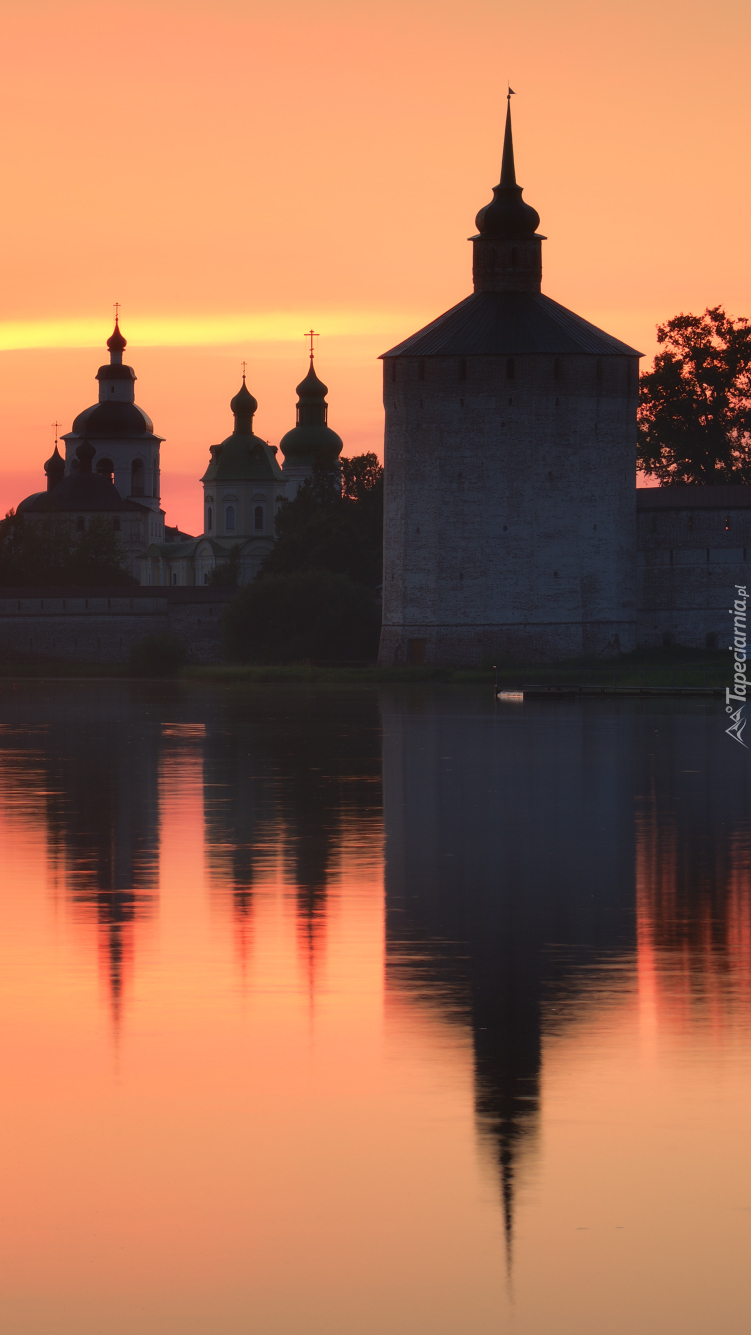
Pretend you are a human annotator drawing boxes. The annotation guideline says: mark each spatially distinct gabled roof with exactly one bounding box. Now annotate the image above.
[381,291,642,358]
[18,473,146,514]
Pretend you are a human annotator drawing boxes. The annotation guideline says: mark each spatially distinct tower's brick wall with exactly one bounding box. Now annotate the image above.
[380,353,639,665]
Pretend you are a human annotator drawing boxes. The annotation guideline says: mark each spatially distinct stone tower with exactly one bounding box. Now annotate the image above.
[378,96,641,666]
[61,320,165,544]
[279,352,343,499]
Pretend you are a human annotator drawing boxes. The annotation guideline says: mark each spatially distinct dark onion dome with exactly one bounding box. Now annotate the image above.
[44,444,65,490]
[475,97,540,239]
[201,378,284,484]
[279,360,343,464]
[381,290,642,358]
[107,319,127,353]
[70,400,156,438]
[229,378,259,431]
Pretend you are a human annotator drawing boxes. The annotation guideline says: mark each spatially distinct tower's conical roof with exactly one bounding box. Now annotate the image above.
[475,93,540,239]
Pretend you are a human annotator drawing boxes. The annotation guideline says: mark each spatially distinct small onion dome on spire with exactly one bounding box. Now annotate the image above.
[107,319,127,354]
[279,358,343,464]
[230,376,259,433]
[44,444,65,491]
[475,94,540,239]
[75,439,96,474]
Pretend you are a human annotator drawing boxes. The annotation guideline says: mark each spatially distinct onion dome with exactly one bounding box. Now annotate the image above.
[201,375,284,485]
[279,357,343,464]
[107,319,127,354]
[75,439,95,474]
[44,444,65,491]
[230,377,258,432]
[475,95,540,239]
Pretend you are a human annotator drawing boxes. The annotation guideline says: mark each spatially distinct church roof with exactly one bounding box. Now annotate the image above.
[201,432,284,484]
[68,401,159,439]
[382,291,642,358]
[18,472,146,515]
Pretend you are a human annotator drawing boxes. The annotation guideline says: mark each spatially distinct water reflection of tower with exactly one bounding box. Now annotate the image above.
[0,685,160,1030]
[202,691,382,990]
[381,692,636,1260]
[634,705,751,1023]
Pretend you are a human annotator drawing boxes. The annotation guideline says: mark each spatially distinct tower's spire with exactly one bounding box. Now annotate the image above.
[472,90,544,293]
[500,88,516,186]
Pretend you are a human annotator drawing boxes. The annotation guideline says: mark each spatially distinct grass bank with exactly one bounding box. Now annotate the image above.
[0,646,730,689]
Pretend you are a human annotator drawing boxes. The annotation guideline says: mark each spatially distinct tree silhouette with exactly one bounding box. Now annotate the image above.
[637,307,751,485]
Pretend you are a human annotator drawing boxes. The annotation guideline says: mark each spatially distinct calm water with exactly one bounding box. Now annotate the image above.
[0,683,750,1335]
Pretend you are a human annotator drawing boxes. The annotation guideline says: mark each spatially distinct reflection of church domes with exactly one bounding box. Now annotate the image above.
[279,357,343,464]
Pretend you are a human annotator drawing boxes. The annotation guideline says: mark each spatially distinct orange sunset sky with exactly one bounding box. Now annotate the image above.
[0,0,749,534]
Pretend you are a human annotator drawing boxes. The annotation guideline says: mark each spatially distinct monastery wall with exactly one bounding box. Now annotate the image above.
[636,488,751,649]
[0,587,234,664]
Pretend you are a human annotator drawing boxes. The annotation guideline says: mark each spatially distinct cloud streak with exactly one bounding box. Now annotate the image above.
[0,311,417,353]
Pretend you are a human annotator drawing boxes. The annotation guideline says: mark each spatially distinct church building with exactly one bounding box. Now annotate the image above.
[143,350,342,586]
[16,321,171,579]
[379,96,641,666]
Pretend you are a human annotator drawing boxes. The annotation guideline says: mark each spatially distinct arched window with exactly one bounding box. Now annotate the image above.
[225,505,236,533]
[172,571,178,586]
[204,572,209,585]
[254,505,264,531]
[207,506,213,531]
[506,358,515,381]
[96,457,114,483]
[130,458,145,496]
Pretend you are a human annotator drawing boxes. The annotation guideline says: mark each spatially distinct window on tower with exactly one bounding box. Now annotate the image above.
[254,505,264,531]
[225,505,236,532]
[207,506,213,531]
[130,459,145,496]
[96,457,114,483]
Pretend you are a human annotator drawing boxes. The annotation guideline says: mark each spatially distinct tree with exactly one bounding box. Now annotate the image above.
[208,544,242,586]
[259,453,384,587]
[223,569,381,664]
[0,511,135,586]
[637,307,751,485]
